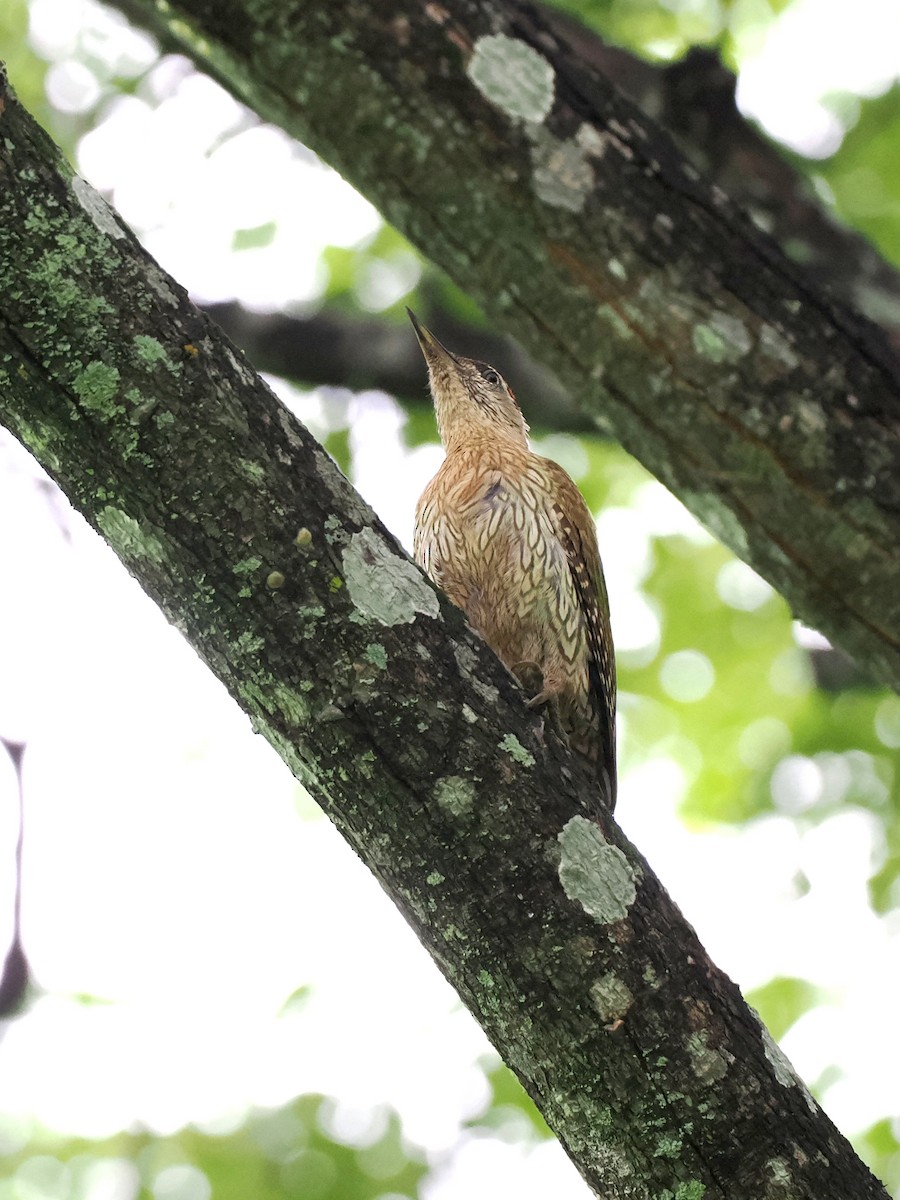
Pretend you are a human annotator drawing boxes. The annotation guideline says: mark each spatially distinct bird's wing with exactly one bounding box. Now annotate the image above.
[413,488,430,570]
[414,472,461,600]
[540,458,617,803]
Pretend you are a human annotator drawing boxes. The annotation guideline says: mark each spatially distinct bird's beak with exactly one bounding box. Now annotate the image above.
[407,308,456,369]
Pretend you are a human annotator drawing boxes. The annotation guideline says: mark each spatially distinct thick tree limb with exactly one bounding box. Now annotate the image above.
[534,25,900,348]
[105,0,900,689]
[117,0,900,350]
[0,76,889,1199]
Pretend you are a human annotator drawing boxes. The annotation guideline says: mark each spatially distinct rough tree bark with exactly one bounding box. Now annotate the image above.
[102,0,900,691]
[532,25,900,348]
[115,0,900,349]
[0,75,890,1199]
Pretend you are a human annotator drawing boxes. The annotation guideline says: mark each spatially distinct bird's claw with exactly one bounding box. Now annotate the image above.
[512,662,569,747]
[512,659,544,697]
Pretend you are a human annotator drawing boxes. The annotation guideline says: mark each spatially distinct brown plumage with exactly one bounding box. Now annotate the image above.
[408,310,616,809]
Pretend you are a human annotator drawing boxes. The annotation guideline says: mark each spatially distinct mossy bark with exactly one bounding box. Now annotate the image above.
[105,0,900,690]
[0,74,890,1200]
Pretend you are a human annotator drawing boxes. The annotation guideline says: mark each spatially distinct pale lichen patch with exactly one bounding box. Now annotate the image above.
[453,642,499,705]
[133,334,179,374]
[499,733,535,767]
[97,506,165,563]
[797,399,827,435]
[558,816,637,924]
[343,528,440,626]
[72,175,126,240]
[690,320,720,357]
[687,1030,732,1084]
[765,1157,791,1188]
[238,458,266,484]
[529,130,594,212]
[653,1134,683,1159]
[597,304,634,341]
[589,973,633,1023]
[693,311,752,364]
[364,642,388,670]
[223,343,256,388]
[144,262,179,307]
[233,556,263,576]
[712,311,753,355]
[434,774,476,817]
[234,631,265,656]
[575,122,608,157]
[72,362,122,419]
[674,1183,706,1200]
[467,34,554,123]
[760,1025,800,1088]
[271,681,311,726]
[759,323,799,371]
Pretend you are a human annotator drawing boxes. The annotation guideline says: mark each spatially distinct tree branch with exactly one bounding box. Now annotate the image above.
[202,300,589,431]
[0,74,888,1199]
[102,0,900,689]
[533,22,900,349]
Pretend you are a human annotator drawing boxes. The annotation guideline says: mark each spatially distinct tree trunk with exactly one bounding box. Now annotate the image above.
[103,0,900,691]
[0,71,889,1200]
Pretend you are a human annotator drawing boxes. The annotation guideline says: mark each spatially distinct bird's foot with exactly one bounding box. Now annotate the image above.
[511,659,544,698]
[512,661,569,747]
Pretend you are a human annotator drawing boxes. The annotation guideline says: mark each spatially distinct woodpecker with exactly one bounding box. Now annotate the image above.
[408,310,616,809]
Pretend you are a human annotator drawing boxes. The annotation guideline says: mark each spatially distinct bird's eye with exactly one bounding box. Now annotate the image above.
[480,367,501,387]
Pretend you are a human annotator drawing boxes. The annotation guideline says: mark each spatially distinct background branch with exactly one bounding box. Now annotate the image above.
[203,300,588,430]
[537,18,900,347]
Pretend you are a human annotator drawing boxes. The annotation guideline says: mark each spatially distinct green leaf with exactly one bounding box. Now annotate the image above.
[854,1120,900,1197]
[819,84,900,269]
[746,976,822,1041]
[468,1056,552,1139]
[323,428,351,476]
[401,405,438,449]
[232,221,278,251]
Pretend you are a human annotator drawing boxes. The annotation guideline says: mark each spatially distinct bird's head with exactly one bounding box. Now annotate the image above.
[407,309,528,452]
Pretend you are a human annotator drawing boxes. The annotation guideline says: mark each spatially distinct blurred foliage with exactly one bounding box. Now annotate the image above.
[322,427,352,478]
[0,1060,560,1199]
[543,0,792,65]
[1,0,48,120]
[232,221,277,252]
[818,85,900,270]
[745,976,823,1041]
[857,1120,900,1200]
[321,225,423,317]
[548,0,724,58]
[469,1058,552,1140]
[0,1095,428,1200]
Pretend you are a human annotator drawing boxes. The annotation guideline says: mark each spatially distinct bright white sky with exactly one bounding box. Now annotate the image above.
[2,1,900,1197]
